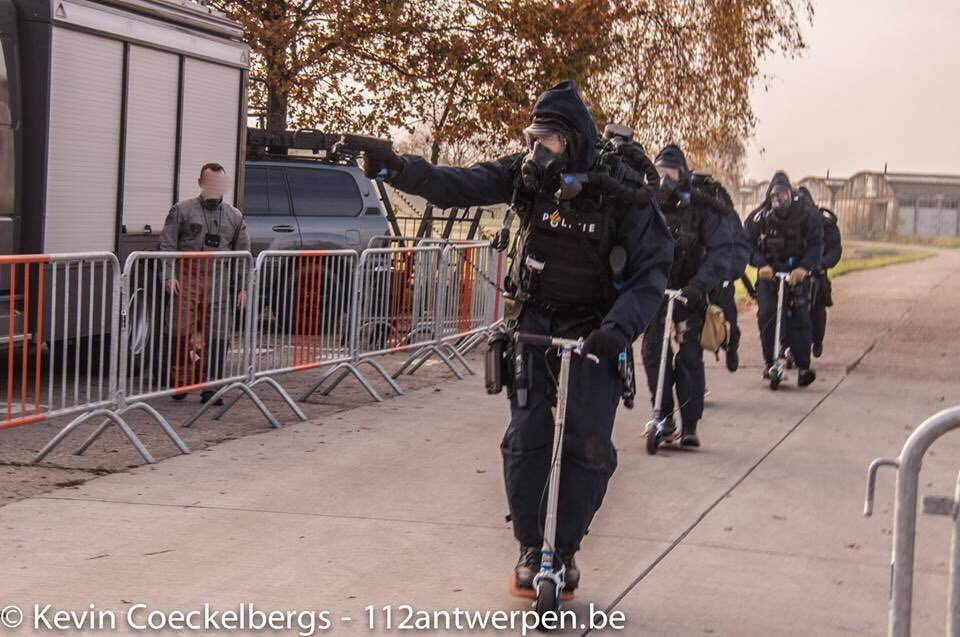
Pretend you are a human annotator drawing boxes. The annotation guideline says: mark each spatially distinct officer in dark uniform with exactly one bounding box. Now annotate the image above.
[744,172,823,386]
[693,172,749,372]
[364,81,673,596]
[796,186,843,358]
[641,147,731,447]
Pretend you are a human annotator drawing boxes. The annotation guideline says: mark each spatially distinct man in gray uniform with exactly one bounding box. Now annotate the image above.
[159,163,250,404]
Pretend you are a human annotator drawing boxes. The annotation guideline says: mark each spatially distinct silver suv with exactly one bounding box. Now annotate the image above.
[243,159,389,255]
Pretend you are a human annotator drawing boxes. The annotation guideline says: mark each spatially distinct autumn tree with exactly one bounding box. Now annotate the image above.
[216,0,811,178]
[592,0,813,185]
[206,0,428,133]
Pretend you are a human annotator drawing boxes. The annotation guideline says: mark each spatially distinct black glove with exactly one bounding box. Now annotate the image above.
[492,229,509,252]
[363,146,404,180]
[581,328,626,361]
[679,285,704,308]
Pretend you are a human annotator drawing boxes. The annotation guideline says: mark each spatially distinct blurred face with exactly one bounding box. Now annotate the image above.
[198,168,230,201]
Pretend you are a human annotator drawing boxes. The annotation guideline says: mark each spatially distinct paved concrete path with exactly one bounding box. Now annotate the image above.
[2,249,959,636]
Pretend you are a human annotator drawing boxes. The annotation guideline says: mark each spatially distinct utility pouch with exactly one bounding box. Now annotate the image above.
[513,342,532,408]
[520,254,545,298]
[485,330,509,395]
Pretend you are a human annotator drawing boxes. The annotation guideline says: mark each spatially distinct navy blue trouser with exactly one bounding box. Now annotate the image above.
[756,278,812,369]
[640,301,705,426]
[501,306,621,553]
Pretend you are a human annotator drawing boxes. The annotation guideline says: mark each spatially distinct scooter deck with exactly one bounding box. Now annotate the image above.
[509,577,575,601]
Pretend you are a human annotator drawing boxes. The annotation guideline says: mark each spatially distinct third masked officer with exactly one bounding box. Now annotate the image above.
[641,146,731,448]
[796,186,842,359]
[745,172,823,386]
[692,172,749,372]
[363,81,673,597]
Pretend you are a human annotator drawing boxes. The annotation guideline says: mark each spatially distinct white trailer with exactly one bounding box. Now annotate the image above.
[0,0,249,343]
[4,0,249,260]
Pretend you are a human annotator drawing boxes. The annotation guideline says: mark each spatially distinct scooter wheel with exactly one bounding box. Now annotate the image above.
[535,579,558,619]
[770,373,781,391]
[646,430,660,455]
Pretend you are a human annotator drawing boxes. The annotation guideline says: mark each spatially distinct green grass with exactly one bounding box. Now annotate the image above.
[865,234,960,250]
[734,242,935,302]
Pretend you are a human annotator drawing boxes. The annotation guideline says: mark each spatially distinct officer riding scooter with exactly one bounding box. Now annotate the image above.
[366,80,674,605]
[745,172,823,388]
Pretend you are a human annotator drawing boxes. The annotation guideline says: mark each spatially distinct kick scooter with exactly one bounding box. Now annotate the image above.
[645,289,685,455]
[767,272,791,390]
[514,332,598,618]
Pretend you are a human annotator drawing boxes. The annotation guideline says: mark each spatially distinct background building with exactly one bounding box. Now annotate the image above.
[736,171,960,239]
[834,172,960,238]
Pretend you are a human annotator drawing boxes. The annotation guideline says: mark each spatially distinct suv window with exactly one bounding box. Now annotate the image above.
[286,166,362,217]
[244,167,268,215]
[244,166,291,215]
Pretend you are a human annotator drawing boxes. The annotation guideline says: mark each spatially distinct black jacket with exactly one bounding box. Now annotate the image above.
[390,82,673,344]
[821,209,843,269]
[660,197,732,294]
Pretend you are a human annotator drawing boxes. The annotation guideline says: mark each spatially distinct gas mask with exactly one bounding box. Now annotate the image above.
[520,142,568,194]
[770,186,792,213]
[656,175,690,209]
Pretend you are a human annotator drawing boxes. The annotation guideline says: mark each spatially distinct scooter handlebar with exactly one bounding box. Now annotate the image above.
[665,288,688,305]
[514,332,599,364]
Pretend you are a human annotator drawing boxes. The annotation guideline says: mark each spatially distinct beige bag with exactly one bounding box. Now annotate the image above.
[700,304,729,354]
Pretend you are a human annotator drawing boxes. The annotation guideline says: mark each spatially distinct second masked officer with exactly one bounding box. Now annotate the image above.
[364,81,673,597]
[641,146,731,447]
[745,172,823,386]
[797,186,843,359]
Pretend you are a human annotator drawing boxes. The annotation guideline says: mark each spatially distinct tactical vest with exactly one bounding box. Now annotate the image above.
[760,204,808,271]
[508,193,618,313]
[662,204,704,289]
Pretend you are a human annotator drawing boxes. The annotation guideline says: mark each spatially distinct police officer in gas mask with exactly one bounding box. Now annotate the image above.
[691,171,749,373]
[796,186,842,359]
[744,172,823,386]
[364,80,673,597]
[641,146,731,447]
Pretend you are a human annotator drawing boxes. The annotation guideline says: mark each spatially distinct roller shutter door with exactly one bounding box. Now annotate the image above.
[122,46,179,233]
[177,58,241,205]
[44,27,122,253]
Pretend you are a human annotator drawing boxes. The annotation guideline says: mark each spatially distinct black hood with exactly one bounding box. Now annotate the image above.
[529,80,598,173]
[765,171,792,200]
[655,144,689,174]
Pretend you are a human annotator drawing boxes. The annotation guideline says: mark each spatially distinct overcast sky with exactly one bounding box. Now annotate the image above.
[745,0,960,182]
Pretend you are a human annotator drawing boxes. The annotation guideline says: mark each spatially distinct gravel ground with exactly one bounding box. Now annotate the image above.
[0,349,481,504]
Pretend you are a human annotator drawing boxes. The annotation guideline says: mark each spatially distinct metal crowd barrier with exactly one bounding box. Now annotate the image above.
[302,245,445,401]
[393,241,503,378]
[864,405,960,637]
[241,249,395,404]
[0,253,186,464]
[5,242,508,464]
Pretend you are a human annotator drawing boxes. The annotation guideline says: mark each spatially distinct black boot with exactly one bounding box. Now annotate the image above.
[558,551,580,591]
[798,368,816,387]
[725,344,739,372]
[512,545,541,594]
[681,421,700,447]
[812,342,823,358]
